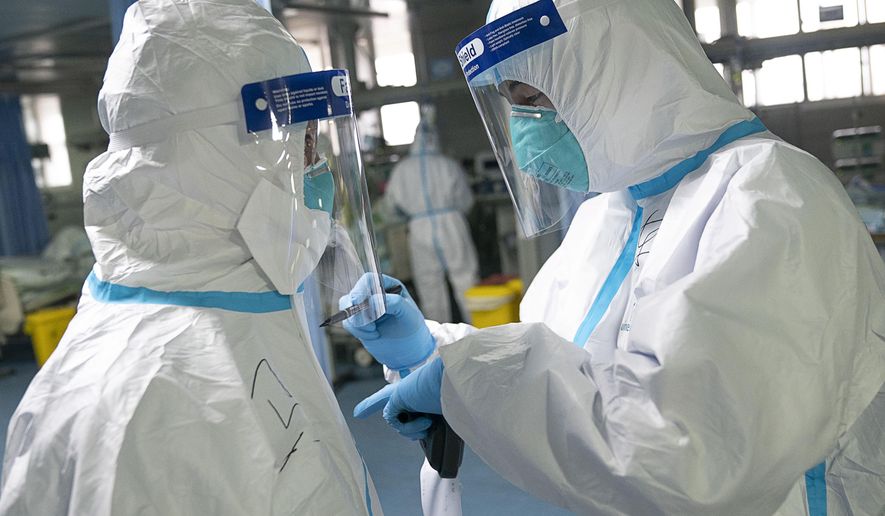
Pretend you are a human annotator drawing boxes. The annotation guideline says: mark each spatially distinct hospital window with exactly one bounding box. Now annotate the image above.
[670,0,721,42]
[676,0,885,107]
[20,94,72,189]
[737,0,801,38]
[741,69,758,107]
[805,47,864,100]
[369,0,418,146]
[799,0,859,31]
[869,0,885,23]
[802,0,885,28]
[737,0,882,37]
[694,0,722,43]
[871,45,885,96]
[861,46,873,96]
[741,45,885,106]
[370,0,417,87]
[742,55,806,106]
[379,101,420,146]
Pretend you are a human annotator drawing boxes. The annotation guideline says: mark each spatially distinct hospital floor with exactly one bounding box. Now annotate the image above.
[0,339,571,515]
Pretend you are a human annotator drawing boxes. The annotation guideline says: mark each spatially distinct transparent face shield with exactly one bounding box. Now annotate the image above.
[456,0,591,238]
[239,70,385,326]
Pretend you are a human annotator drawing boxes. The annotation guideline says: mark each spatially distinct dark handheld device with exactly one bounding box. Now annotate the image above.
[398,412,464,479]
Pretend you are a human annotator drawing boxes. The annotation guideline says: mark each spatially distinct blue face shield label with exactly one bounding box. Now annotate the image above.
[241,69,352,134]
[455,0,567,81]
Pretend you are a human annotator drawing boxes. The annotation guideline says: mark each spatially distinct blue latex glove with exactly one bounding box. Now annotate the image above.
[341,274,435,371]
[353,357,445,440]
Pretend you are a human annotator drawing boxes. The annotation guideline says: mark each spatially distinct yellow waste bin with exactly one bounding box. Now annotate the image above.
[465,279,524,328]
[24,306,76,366]
[505,278,524,301]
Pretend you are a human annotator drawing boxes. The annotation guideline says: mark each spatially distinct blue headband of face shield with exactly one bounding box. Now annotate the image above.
[509,105,590,193]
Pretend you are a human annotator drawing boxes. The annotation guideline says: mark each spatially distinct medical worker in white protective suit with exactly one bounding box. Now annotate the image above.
[346,0,885,515]
[0,1,384,514]
[386,122,479,324]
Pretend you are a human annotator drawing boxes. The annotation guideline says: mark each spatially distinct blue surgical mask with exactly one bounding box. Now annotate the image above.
[509,105,589,193]
[303,158,335,214]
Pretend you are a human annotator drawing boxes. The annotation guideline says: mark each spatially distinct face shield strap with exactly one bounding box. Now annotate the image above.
[106,101,241,152]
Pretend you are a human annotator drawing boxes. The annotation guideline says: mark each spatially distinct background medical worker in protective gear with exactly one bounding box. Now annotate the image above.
[348,0,885,515]
[386,121,479,324]
[0,1,383,514]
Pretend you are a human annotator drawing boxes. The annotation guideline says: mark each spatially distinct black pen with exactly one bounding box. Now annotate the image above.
[319,284,403,327]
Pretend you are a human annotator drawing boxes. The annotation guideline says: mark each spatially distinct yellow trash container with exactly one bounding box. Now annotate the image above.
[24,306,76,366]
[465,279,524,328]
[505,278,524,302]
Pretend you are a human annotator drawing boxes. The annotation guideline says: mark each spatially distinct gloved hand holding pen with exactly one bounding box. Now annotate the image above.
[340,273,436,372]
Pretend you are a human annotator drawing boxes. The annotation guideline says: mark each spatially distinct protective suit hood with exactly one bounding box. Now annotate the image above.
[99,0,307,133]
[486,0,756,193]
[86,0,311,291]
[410,122,441,155]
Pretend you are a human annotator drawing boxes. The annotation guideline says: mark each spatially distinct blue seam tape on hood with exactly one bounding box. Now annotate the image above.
[628,118,767,200]
[87,271,292,313]
[573,207,644,346]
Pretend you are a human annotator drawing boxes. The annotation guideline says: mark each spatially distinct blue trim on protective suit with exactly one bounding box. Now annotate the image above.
[87,271,292,313]
[412,208,458,219]
[362,459,375,516]
[572,118,767,346]
[573,207,644,346]
[628,118,767,200]
[805,462,827,516]
[416,139,450,271]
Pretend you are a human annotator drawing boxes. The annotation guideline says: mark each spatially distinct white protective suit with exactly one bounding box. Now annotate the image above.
[0,1,382,515]
[386,125,479,323]
[428,0,885,515]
